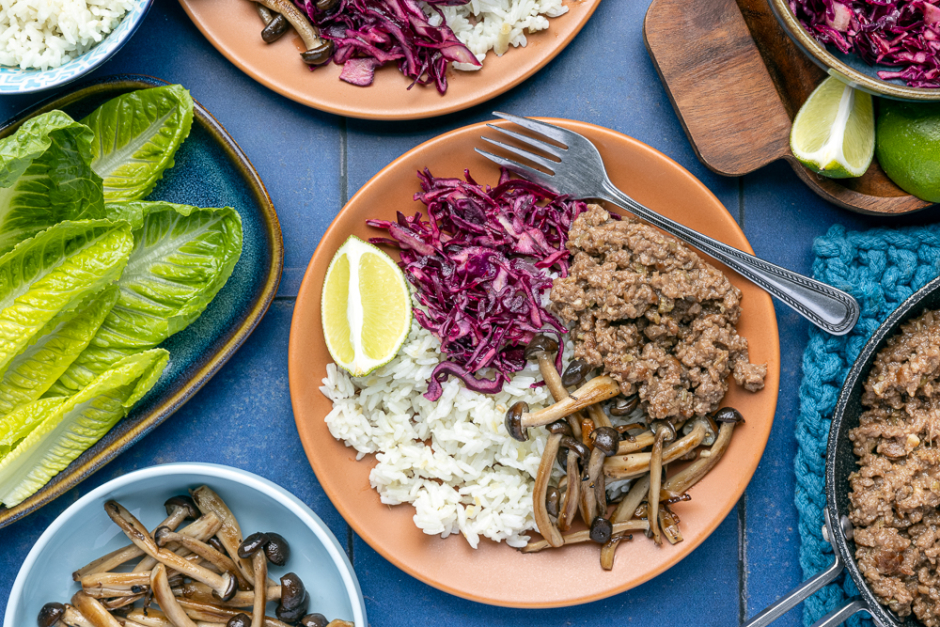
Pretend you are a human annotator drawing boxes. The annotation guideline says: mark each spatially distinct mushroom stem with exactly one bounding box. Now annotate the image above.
[250,553,267,627]
[533,432,564,548]
[253,0,332,64]
[59,604,96,627]
[603,419,707,479]
[154,528,247,588]
[191,487,255,587]
[521,520,649,553]
[175,600,291,627]
[586,403,612,429]
[616,430,655,454]
[658,506,683,545]
[101,594,146,610]
[177,583,281,608]
[73,498,198,581]
[151,564,199,627]
[518,376,621,433]
[131,513,223,576]
[648,423,675,546]
[71,592,123,627]
[600,475,651,570]
[126,609,173,627]
[557,450,580,532]
[105,501,236,601]
[662,417,739,498]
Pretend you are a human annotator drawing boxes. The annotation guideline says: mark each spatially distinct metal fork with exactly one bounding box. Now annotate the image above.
[477,112,860,336]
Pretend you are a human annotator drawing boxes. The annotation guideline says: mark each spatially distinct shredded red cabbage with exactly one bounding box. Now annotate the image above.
[293,0,480,94]
[367,168,588,401]
[789,0,940,87]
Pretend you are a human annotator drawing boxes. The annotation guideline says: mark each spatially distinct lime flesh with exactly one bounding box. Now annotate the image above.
[791,77,875,179]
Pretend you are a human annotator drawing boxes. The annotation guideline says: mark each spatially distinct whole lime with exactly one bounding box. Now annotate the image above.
[876,100,940,203]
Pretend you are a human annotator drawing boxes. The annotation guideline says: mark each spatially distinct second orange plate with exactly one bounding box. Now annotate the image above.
[178,0,600,120]
[288,120,780,607]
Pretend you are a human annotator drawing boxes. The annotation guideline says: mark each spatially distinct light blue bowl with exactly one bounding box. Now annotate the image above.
[4,463,367,627]
[0,0,153,94]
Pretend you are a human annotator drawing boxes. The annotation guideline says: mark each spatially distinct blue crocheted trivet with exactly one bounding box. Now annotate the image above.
[796,224,940,627]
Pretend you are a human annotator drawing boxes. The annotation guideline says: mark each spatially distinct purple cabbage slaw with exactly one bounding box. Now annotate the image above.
[367,168,589,401]
[789,0,940,87]
[293,0,480,93]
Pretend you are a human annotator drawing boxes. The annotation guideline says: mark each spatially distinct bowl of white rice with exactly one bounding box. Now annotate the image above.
[0,0,153,94]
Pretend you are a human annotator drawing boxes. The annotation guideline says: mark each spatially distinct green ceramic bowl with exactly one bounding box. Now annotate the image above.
[0,75,284,529]
[769,0,940,101]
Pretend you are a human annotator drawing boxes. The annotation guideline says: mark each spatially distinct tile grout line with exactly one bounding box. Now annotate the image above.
[738,175,746,228]
[739,492,749,623]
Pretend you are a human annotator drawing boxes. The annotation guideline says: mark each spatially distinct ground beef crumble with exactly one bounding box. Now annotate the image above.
[550,205,766,422]
[849,309,940,626]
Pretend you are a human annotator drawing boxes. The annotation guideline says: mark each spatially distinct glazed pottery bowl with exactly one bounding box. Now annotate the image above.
[4,463,367,627]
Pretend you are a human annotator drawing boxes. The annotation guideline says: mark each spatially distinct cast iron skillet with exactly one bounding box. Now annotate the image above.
[744,274,940,627]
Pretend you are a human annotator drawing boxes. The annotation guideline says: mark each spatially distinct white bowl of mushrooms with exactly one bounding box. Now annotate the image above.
[4,463,367,627]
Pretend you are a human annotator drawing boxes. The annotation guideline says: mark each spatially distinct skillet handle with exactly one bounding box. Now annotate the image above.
[809,597,869,627]
[742,550,845,627]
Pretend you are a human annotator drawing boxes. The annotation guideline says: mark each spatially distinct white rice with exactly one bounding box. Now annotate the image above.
[321,321,573,548]
[429,0,572,70]
[0,0,132,70]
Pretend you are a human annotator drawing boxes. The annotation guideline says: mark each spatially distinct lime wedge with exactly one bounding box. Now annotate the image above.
[791,77,875,179]
[321,235,411,377]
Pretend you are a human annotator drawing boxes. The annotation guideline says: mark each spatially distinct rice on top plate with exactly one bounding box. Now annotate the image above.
[0,0,132,70]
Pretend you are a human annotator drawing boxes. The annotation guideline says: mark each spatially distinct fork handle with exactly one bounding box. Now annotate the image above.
[599,182,860,336]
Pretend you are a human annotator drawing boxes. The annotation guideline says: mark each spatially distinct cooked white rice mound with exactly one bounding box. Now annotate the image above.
[429,0,571,70]
[0,0,132,70]
[322,322,571,548]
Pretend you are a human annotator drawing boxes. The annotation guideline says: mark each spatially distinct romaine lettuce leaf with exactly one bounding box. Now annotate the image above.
[81,85,194,203]
[50,202,242,394]
[0,398,64,460]
[0,220,135,378]
[0,287,119,416]
[0,111,105,256]
[0,349,168,507]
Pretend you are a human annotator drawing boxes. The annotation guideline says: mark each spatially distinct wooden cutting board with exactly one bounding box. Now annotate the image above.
[643,0,934,216]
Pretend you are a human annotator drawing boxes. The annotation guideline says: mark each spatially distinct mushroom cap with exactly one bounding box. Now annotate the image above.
[217,574,238,602]
[264,532,291,566]
[524,334,558,361]
[37,603,65,627]
[684,415,719,446]
[561,359,590,388]
[153,525,173,547]
[208,537,225,553]
[164,495,199,519]
[609,394,639,416]
[589,517,613,544]
[261,14,289,43]
[559,435,590,459]
[652,420,677,442]
[546,420,571,436]
[545,486,561,519]
[505,401,528,442]
[300,614,330,627]
[713,407,744,424]
[591,427,619,456]
[227,613,252,627]
[279,573,307,611]
[237,532,271,559]
[301,41,335,66]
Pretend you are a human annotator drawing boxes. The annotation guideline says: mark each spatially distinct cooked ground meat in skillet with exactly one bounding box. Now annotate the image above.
[850,309,940,626]
[550,205,766,422]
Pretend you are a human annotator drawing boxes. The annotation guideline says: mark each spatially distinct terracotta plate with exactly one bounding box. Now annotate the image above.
[288,120,780,607]
[177,0,600,120]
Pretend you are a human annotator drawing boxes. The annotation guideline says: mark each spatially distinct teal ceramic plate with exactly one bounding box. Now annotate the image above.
[0,75,284,529]
[4,463,367,627]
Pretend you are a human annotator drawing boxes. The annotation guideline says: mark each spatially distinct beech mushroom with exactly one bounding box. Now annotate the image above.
[174,599,291,627]
[299,616,328,627]
[253,0,333,65]
[589,517,613,544]
[255,5,289,43]
[236,535,270,627]
[38,603,67,627]
[662,408,743,498]
[521,520,649,553]
[658,506,683,545]
[616,430,654,454]
[600,475,651,570]
[71,592,123,627]
[585,427,618,513]
[560,359,589,387]
[274,574,309,623]
[104,501,237,602]
[604,417,710,479]
[610,394,639,416]
[177,583,281,608]
[227,616,251,627]
[191,487,254,586]
[74,497,199,581]
[151,564,198,627]
[532,421,567,548]
[154,528,246,588]
[557,434,589,529]
[647,421,677,545]
[504,376,620,441]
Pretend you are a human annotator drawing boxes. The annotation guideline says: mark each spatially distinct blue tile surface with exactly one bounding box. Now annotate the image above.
[1,0,931,625]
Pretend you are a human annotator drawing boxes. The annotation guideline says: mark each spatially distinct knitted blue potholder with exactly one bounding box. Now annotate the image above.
[796,224,940,627]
